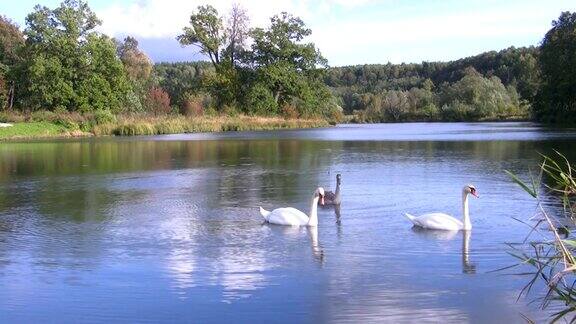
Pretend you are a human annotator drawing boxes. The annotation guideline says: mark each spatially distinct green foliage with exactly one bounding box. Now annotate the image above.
[327,46,539,121]
[177,5,225,68]
[438,68,520,120]
[247,12,327,107]
[18,0,129,112]
[154,61,214,107]
[176,7,334,117]
[93,110,117,125]
[116,36,153,112]
[244,82,278,115]
[535,11,576,124]
[0,16,25,109]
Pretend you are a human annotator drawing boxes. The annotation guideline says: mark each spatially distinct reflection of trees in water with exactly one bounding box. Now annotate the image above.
[338,139,576,166]
[0,139,339,181]
[212,140,343,208]
[0,136,574,183]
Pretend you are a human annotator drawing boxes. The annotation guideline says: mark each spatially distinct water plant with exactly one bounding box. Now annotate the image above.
[506,151,576,322]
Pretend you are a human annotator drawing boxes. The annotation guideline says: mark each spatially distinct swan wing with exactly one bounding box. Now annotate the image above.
[412,213,463,231]
[267,207,309,226]
[325,191,336,200]
[322,190,341,205]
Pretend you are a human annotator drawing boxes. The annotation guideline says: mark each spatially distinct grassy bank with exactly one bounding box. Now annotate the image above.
[0,112,329,140]
[0,122,86,140]
[92,115,329,136]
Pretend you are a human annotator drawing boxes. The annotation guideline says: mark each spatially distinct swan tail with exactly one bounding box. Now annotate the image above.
[259,207,271,221]
[404,213,417,225]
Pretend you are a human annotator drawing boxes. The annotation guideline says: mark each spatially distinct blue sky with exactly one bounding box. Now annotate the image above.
[2,0,575,65]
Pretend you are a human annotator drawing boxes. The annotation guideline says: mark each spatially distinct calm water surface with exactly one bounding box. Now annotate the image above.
[1,122,576,323]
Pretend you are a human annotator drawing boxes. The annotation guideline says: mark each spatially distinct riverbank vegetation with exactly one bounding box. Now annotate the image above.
[0,1,575,138]
[0,110,327,140]
[507,152,576,322]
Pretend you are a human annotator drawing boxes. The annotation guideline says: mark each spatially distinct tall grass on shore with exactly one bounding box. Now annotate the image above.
[0,110,329,139]
[92,115,329,136]
[506,152,576,322]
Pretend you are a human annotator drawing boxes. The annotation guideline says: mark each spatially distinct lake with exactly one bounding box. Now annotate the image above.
[1,122,575,323]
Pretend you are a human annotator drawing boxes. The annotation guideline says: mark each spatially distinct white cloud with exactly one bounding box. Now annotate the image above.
[95,0,576,65]
[97,0,312,39]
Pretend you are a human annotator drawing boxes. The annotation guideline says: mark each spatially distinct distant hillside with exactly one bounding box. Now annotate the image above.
[325,46,540,120]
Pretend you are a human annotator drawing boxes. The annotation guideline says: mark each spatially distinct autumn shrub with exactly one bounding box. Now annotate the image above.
[281,104,299,119]
[181,94,204,116]
[144,87,171,115]
[327,108,345,124]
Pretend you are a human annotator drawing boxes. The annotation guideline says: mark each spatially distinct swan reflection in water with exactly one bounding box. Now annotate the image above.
[411,227,476,274]
[334,204,342,226]
[461,231,476,274]
[309,226,325,264]
[265,225,325,265]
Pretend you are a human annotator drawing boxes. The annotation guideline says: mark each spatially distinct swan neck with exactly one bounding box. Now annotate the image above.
[308,195,319,226]
[462,192,471,230]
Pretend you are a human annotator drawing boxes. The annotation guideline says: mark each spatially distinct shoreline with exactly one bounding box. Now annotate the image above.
[0,116,330,141]
[0,115,547,142]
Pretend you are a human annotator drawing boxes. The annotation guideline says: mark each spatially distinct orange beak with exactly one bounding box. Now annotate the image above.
[320,194,325,205]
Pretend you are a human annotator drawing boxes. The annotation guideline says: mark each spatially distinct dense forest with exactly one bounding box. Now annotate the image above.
[0,0,575,124]
[325,46,539,122]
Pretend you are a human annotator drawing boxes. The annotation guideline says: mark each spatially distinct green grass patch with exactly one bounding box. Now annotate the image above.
[0,122,68,140]
[0,114,330,140]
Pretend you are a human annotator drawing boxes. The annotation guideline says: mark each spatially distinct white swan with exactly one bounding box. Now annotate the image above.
[260,187,325,226]
[405,184,479,231]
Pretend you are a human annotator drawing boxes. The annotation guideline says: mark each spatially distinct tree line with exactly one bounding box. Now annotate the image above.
[325,12,576,123]
[325,47,538,121]
[0,0,574,124]
[0,0,339,121]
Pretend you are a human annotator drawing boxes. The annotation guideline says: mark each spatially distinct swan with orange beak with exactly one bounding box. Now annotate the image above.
[260,187,325,226]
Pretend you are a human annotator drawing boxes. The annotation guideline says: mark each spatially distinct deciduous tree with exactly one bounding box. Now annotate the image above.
[535,11,576,123]
[0,16,24,109]
[20,0,129,112]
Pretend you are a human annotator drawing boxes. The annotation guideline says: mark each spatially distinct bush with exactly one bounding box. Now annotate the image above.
[53,114,79,130]
[327,108,345,124]
[144,87,171,115]
[181,93,212,117]
[281,104,299,119]
[419,103,440,120]
[93,110,117,125]
[0,111,26,123]
[222,105,239,117]
[124,89,144,112]
[244,83,278,116]
[30,110,57,122]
